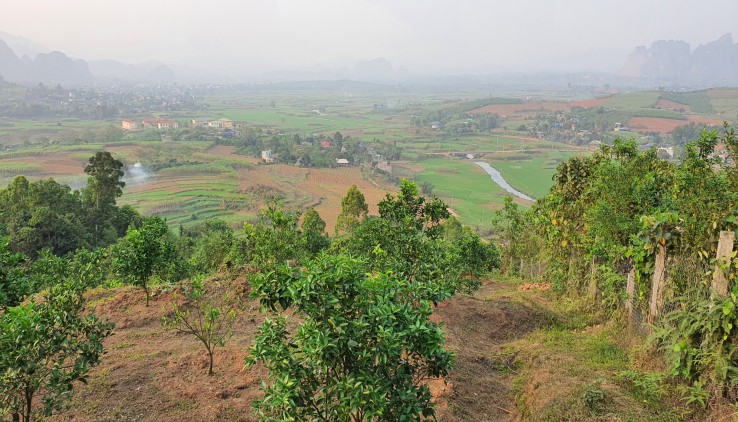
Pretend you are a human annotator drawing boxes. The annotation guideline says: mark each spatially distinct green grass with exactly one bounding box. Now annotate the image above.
[711,98,738,116]
[603,91,660,110]
[0,162,43,175]
[205,104,392,134]
[489,151,576,198]
[415,158,509,229]
[659,90,715,114]
[507,291,684,421]
[632,109,687,120]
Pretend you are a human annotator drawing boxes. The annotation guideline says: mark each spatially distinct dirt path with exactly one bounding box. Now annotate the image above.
[434,281,555,421]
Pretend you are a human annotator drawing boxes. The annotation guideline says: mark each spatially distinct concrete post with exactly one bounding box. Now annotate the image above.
[712,230,735,296]
[648,244,667,323]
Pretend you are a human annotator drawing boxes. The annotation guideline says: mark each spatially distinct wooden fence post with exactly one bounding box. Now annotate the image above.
[625,268,636,324]
[538,260,542,278]
[712,230,735,296]
[648,244,667,324]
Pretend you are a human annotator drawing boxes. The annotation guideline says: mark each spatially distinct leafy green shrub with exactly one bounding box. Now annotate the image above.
[0,237,28,308]
[0,281,113,422]
[653,287,738,405]
[112,216,189,305]
[616,370,667,405]
[188,231,235,274]
[596,264,626,315]
[582,380,607,414]
[246,254,454,421]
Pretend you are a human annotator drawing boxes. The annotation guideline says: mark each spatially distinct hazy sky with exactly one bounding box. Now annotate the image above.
[2,0,737,75]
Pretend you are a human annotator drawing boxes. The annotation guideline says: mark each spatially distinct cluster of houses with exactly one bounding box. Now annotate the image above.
[260,149,351,167]
[121,117,179,131]
[121,117,238,131]
[191,118,235,129]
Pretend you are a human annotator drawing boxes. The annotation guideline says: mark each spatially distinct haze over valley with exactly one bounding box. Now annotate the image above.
[2,2,738,422]
[1,0,737,86]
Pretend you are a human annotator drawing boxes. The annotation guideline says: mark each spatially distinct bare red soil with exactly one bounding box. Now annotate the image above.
[656,99,691,112]
[628,117,689,134]
[686,114,726,126]
[40,156,86,175]
[707,88,738,99]
[46,276,546,421]
[49,278,263,422]
[629,115,726,134]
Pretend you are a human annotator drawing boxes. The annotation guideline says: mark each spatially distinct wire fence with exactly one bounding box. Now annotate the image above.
[624,253,715,331]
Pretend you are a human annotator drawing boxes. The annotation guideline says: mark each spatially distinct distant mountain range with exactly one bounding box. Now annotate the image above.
[3,30,738,87]
[0,30,402,86]
[0,32,176,86]
[619,33,738,84]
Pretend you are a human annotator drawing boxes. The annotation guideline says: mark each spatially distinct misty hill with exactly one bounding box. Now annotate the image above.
[88,59,176,83]
[32,51,95,85]
[0,37,25,82]
[352,58,396,81]
[620,33,738,84]
[258,57,405,83]
[0,31,48,59]
[0,32,177,86]
[0,37,93,85]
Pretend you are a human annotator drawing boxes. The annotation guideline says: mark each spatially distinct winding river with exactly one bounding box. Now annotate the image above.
[474,161,535,202]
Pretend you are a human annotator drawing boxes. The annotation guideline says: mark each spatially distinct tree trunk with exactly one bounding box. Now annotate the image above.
[648,244,667,324]
[24,387,33,422]
[208,347,214,376]
[712,230,735,296]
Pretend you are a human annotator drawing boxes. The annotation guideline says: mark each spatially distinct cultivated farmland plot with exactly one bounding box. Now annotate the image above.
[0,86,735,232]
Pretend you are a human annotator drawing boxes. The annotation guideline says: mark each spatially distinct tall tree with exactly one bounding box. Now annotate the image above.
[83,151,125,210]
[335,185,368,235]
[83,152,126,245]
